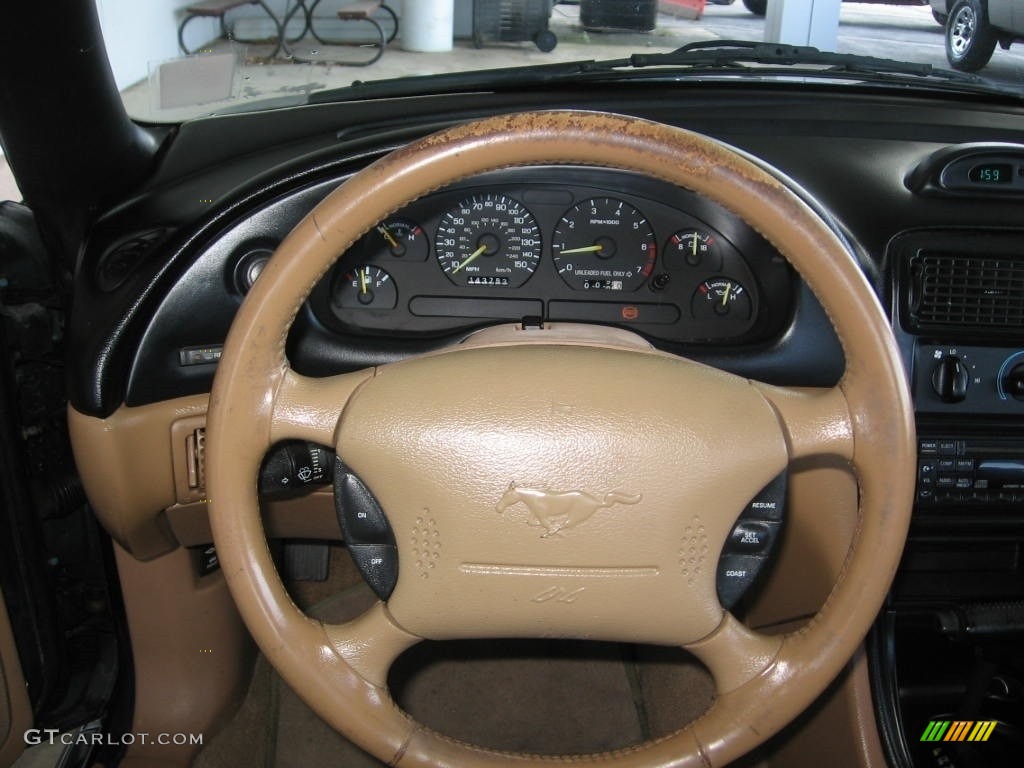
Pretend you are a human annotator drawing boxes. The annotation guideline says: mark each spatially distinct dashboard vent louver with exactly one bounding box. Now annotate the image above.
[908,251,1024,330]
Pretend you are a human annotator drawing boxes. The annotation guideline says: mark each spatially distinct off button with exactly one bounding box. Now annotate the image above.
[726,522,772,554]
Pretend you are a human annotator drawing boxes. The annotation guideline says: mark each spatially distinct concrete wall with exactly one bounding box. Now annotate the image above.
[95,0,217,90]
[95,1,472,92]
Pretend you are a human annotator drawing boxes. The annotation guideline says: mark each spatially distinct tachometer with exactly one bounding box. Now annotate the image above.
[436,194,541,287]
[551,198,655,291]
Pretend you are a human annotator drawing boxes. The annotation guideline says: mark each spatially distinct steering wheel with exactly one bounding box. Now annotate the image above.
[206,111,915,767]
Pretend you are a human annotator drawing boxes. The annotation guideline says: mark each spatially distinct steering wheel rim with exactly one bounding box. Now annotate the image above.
[206,111,915,767]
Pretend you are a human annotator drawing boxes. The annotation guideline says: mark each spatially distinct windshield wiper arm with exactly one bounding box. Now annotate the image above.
[308,39,988,104]
[616,40,983,84]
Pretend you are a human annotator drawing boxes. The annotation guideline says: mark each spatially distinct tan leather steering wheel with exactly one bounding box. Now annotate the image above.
[206,111,915,767]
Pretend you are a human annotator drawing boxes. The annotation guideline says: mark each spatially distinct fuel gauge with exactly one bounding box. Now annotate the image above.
[334,265,398,309]
[691,278,752,321]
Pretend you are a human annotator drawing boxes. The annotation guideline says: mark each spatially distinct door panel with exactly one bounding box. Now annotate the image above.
[0,590,31,768]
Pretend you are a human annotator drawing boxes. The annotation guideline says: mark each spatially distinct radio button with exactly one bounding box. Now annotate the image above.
[956,458,975,472]
[919,439,940,455]
[938,458,956,471]
[938,439,958,455]
[937,476,956,488]
[955,477,972,489]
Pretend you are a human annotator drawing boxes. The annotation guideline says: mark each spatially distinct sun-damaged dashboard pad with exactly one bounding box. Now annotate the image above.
[300,167,793,344]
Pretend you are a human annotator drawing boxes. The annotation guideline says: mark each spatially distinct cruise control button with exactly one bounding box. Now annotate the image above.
[334,458,395,546]
[744,472,786,522]
[726,522,772,554]
[348,544,398,600]
[716,554,765,610]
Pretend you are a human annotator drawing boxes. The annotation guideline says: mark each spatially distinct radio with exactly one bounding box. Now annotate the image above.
[917,437,1024,506]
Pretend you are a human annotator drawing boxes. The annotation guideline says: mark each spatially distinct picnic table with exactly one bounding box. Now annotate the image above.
[178,0,398,65]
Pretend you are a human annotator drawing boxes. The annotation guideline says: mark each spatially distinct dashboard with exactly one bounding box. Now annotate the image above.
[116,164,803,408]
[56,84,1024,768]
[302,168,792,344]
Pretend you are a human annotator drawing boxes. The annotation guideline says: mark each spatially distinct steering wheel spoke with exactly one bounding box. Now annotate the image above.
[270,367,374,445]
[684,614,782,694]
[753,383,854,462]
[324,602,420,688]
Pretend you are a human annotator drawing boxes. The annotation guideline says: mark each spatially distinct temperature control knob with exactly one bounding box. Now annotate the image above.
[931,355,969,403]
[1003,364,1024,401]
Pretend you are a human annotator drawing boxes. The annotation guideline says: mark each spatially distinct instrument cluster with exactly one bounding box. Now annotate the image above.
[308,167,794,345]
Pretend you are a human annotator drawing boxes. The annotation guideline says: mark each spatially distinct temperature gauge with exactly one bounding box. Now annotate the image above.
[334,265,398,309]
[366,219,429,261]
[691,278,752,321]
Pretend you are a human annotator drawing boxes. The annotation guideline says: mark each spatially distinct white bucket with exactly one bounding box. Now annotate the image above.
[401,0,455,52]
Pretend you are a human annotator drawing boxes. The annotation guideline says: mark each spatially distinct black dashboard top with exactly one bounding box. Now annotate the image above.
[67,85,1024,416]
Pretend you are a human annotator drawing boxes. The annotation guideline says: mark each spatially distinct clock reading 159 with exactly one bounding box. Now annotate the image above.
[969,163,1013,184]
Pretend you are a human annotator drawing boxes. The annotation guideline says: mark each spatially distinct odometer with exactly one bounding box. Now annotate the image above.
[552,198,656,291]
[436,194,541,287]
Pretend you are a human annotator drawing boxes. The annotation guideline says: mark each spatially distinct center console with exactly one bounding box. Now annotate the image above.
[874,230,1024,768]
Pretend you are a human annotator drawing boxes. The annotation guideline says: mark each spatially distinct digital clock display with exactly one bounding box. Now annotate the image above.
[969,162,1013,184]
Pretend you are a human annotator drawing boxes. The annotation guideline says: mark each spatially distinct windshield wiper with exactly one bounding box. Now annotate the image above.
[309,39,992,105]
[616,40,983,85]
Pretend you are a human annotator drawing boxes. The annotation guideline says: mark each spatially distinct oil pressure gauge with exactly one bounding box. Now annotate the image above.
[691,278,752,321]
[333,265,398,309]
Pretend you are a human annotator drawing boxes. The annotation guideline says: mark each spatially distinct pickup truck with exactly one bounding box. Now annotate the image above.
[931,0,1024,69]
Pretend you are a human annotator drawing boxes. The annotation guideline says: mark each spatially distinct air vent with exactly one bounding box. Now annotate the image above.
[185,427,206,491]
[908,251,1024,330]
[95,227,169,292]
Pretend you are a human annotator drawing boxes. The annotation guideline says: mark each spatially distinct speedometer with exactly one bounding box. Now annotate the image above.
[436,193,541,287]
[552,198,656,291]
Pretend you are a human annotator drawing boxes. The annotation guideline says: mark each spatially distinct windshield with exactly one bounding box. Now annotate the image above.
[97,1,1024,123]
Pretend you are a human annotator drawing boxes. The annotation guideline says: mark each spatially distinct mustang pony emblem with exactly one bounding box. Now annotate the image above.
[496,482,642,537]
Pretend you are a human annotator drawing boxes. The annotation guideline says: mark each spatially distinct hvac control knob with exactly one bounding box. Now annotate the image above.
[1004,364,1024,401]
[931,355,969,403]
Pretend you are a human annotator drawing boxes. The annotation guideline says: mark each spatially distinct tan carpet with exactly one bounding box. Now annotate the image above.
[196,546,716,767]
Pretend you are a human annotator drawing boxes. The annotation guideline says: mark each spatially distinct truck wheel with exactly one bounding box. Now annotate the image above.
[742,0,767,16]
[946,0,998,72]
